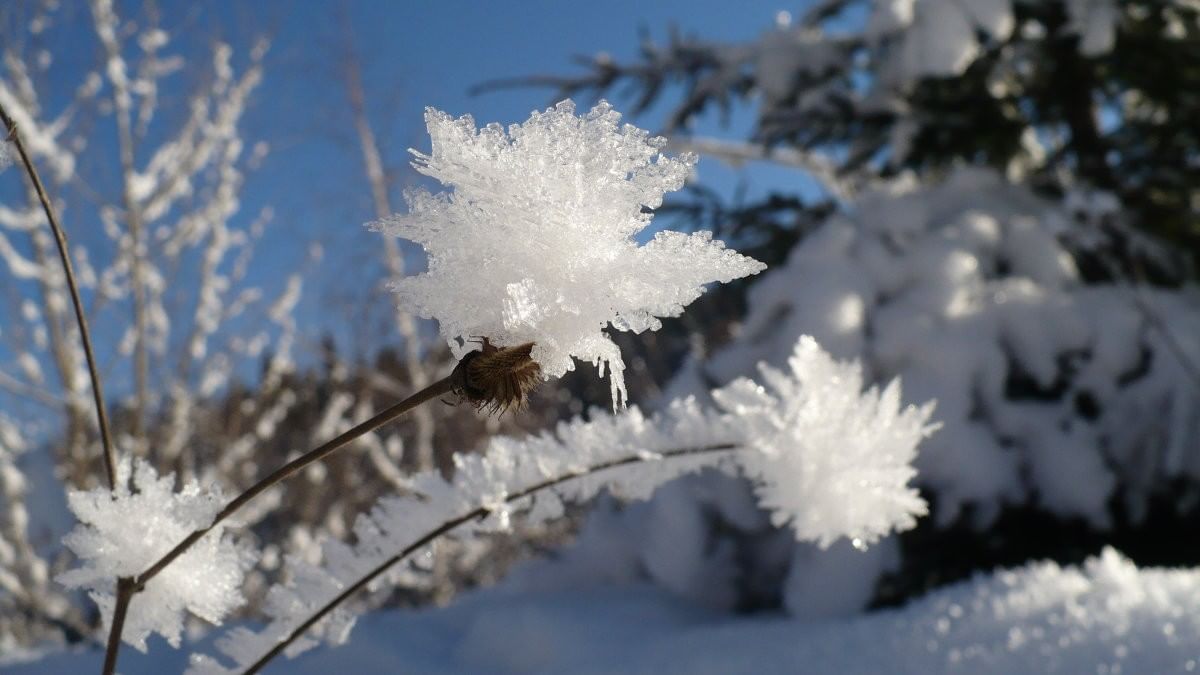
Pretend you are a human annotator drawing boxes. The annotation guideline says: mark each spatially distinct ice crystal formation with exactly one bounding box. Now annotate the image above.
[58,459,249,651]
[373,100,765,408]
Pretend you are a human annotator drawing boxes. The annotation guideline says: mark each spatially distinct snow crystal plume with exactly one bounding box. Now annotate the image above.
[58,458,251,652]
[714,336,936,547]
[371,100,765,409]
[188,336,934,672]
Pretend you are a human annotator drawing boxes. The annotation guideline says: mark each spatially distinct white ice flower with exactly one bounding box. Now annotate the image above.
[58,458,251,652]
[372,100,765,408]
[714,336,937,547]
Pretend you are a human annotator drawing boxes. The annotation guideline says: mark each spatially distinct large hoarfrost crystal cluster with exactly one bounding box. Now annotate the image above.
[373,100,765,408]
[58,458,250,651]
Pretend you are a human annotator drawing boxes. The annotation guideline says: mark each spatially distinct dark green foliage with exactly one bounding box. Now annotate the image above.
[487,0,1200,271]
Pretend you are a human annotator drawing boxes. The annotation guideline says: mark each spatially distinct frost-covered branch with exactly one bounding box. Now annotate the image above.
[97,371,457,674]
[90,0,152,440]
[0,2,327,656]
[339,31,439,471]
[232,443,739,675]
[186,336,936,674]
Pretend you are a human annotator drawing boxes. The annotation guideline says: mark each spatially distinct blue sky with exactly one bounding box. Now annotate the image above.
[236,0,816,356]
[3,1,820,392]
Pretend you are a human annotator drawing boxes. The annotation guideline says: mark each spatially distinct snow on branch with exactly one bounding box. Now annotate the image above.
[371,100,765,409]
[186,336,937,673]
[666,135,852,201]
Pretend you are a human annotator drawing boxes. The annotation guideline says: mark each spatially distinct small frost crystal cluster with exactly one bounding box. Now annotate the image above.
[189,337,936,672]
[59,458,249,651]
[373,100,764,407]
[714,336,933,547]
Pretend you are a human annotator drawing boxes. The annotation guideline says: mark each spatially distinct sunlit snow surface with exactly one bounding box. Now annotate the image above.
[9,549,1199,674]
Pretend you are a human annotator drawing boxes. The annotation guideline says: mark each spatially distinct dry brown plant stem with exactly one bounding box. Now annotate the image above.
[0,102,118,489]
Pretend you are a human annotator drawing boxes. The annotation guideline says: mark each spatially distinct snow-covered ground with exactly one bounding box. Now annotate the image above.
[7,548,1198,674]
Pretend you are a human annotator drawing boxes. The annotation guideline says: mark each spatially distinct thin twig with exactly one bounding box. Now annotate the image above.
[0,368,66,409]
[241,442,739,674]
[101,578,134,675]
[99,374,456,675]
[0,102,118,489]
[340,25,439,470]
[666,136,853,202]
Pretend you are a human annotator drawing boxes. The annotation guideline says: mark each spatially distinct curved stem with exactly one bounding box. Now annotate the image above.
[101,578,134,675]
[240,442,739,674]
[100,374,456,675]
[0,102,119,489]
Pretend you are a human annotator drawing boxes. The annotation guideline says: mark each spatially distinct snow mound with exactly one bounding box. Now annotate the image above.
[334,548,1200,675]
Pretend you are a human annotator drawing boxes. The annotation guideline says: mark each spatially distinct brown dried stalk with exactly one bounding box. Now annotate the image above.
[0,102,119,489]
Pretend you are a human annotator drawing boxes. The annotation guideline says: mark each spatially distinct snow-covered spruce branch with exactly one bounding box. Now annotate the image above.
[0,100,117,488]
[666,136,853,201]
[185,336,936,673]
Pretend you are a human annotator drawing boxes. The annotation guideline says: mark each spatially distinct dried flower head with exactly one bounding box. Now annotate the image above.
[451,338,542,415]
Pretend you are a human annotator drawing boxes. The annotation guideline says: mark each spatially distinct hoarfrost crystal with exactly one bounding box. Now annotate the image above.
[373,100,765,408]
[58,458,250,651]
[714,336,936,547]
